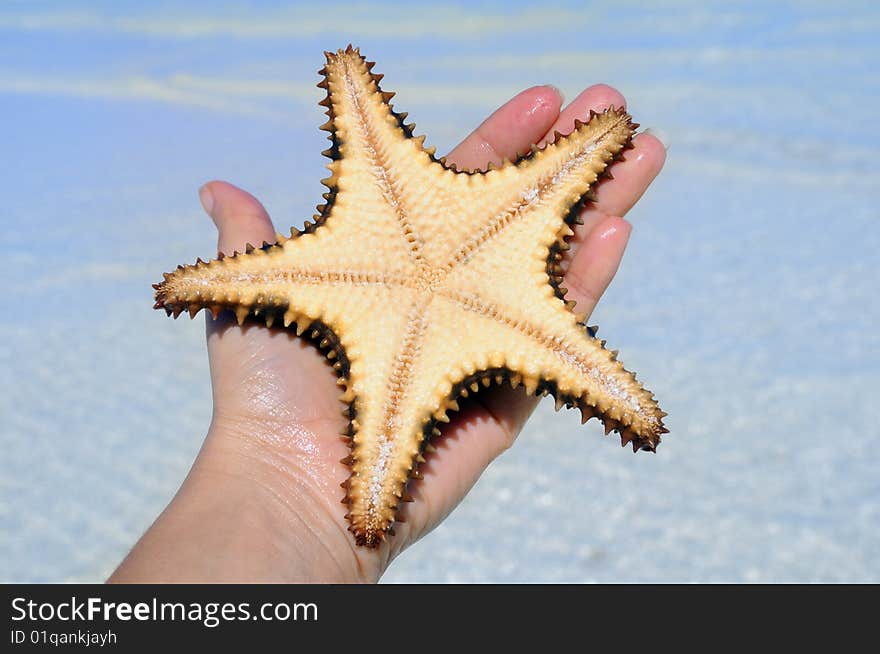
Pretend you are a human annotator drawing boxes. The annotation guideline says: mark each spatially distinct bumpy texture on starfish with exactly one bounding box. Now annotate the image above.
[154,46,667,547]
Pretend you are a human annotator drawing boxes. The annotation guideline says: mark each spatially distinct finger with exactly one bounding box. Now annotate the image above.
[533,85,665,308]
[534,83,666,221]
[558,214,631,314]
[199,181,281,368]
[583,132,666,219]
[447,85,563,171]
[199,180,277,256]
[537,83,627,147]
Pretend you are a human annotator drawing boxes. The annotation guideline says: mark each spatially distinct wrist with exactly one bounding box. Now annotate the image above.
[111,421,383,584]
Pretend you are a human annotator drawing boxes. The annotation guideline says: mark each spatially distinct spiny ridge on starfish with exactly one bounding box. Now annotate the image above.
[153,45,667,548]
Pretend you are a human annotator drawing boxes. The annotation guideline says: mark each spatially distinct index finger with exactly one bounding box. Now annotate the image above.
[446,85,563,171]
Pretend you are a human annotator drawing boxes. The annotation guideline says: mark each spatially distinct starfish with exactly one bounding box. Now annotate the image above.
[153,46,667,547]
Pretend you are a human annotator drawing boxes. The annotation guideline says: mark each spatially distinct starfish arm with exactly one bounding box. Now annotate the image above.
[442,108,635,271]
[341,295,436,546]
[436,289,666,450]
[152,235,415,327]
[320,47,454,268]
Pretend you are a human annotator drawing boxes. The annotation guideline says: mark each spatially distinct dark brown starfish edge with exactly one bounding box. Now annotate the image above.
[153,45,667,548]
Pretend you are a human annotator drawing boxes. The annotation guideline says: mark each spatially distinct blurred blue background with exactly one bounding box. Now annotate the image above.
[1,1,878,582]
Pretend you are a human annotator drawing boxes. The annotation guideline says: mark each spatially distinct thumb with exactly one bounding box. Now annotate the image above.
[198,181,277,256]
[198,180,281,376]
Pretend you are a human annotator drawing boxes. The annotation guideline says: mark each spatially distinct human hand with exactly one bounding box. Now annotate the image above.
[109,83,665,583]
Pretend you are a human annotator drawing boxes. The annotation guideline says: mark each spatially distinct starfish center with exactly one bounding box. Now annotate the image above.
[414,264,446,293]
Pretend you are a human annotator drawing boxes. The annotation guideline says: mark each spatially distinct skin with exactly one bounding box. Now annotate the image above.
[109,83,665,583]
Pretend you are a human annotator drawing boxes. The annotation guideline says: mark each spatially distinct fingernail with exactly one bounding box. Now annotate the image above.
[525,85,564,120]
[642,127,670,150]
[198,184,215,215]
[546,84,565,104]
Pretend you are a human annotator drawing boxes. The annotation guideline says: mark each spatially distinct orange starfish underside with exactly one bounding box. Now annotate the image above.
[154,46,667,547]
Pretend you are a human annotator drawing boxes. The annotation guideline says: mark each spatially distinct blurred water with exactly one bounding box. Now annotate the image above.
[1,1,878,582]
